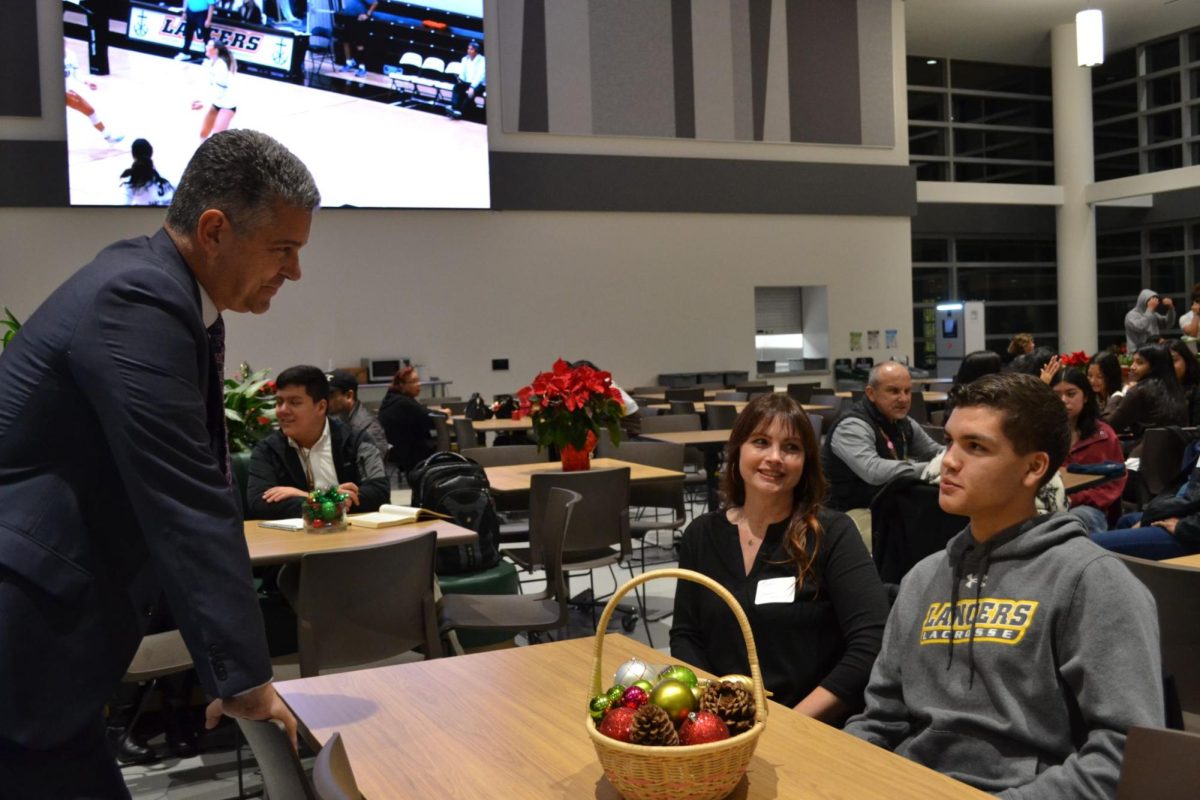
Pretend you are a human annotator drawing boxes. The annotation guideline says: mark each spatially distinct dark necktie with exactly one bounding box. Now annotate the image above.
[207,316,232,484]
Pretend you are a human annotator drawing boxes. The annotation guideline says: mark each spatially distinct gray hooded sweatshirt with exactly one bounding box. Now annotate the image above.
[1125,288,1175,352]
[844,513,1162,799]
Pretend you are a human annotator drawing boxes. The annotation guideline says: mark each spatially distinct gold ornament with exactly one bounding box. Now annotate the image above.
[650,678,697,724]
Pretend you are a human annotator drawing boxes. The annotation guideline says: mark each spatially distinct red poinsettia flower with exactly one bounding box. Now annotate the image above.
[513,360,626,449]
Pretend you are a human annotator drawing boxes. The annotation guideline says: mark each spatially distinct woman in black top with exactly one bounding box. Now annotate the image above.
[1103,343,1187,451]
[1088,351,1123,412]
[670,393,888,723]
[377,366,440,473]
[1167,339,1200,425]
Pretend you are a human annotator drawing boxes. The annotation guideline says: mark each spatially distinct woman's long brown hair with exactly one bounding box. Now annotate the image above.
[720,393,827,589]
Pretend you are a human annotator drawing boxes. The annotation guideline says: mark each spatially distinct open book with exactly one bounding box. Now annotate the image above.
[257,518,306,531]
[347,504,451,529]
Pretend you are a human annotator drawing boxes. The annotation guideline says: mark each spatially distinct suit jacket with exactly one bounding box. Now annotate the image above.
[0,229,271,751]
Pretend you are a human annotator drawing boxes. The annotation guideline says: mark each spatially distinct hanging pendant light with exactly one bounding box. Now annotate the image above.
[1076,9,1104,67]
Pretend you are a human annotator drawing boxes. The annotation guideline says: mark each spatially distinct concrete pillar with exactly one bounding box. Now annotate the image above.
[1052,22,1098,353]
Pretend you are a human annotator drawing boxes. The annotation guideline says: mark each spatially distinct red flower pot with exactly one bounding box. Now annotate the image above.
[561,430,598,472]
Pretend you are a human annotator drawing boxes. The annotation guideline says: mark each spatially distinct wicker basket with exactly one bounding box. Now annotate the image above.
[586,568,768,800]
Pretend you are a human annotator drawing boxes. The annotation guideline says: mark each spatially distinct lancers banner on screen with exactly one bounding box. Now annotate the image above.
[126,5,294,70]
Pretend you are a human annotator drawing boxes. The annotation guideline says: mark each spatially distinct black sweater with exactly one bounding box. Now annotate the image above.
[669,508,888,710]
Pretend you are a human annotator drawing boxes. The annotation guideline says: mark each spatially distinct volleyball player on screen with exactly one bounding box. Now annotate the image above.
[191,41,239,140]
[64,51,123,145]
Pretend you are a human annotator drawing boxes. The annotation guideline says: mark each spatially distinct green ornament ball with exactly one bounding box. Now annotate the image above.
[588,694,611,721]
[658,664,699,689]
[633,679,654,694]
[320,500,338,521]
[605,685,625,707]
[650,679,697,724]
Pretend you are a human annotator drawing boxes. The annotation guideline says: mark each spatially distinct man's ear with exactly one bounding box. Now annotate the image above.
[194,209,231,258]
[317,398,328,416]
[1022,451,1050,491]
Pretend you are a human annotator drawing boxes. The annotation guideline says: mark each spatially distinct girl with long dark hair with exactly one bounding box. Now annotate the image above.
[1051,367,1126,532]
[1088,351,1123,411]
[1166,339,1200,424]
[670,393,888,723]
[1102,343,1187,451]
[119,139,175,206]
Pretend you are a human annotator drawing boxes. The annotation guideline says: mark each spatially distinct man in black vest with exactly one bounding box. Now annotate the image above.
[822,362,943,522]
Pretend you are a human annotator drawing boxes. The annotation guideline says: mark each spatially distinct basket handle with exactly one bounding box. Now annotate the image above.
[589,567,768,723]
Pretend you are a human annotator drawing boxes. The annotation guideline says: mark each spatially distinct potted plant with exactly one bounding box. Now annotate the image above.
[224,363,277,454]
[515,359,626,471]
[1,308,21,349]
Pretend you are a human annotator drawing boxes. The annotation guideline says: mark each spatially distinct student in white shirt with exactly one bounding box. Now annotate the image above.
[191,40,238,140]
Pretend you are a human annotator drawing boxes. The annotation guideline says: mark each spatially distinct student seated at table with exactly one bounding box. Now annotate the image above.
[326,368,389,463]
[1049,367,1127,532]
[1166,339,1200,425]
[247,365,389,519]
[671,394,889,724]
[821,362,942,532]
[378,366,444,475]
[844,373,1163,798]
[1102,343,1187,453]
[1090,448,1200,561]
[1088,350,1124,412]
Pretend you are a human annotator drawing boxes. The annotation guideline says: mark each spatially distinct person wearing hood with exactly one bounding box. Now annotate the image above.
[844,373,1162,799]
[821,362,942,530]
[1125,288,1175,352]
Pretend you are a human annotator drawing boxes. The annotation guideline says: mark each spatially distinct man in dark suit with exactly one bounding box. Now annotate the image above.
[0,129,320,797]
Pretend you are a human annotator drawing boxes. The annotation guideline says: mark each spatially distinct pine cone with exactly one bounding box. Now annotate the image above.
[700,681,756,735]
[630,704,680,746]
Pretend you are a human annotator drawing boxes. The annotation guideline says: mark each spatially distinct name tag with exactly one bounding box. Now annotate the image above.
[755,576,796,605]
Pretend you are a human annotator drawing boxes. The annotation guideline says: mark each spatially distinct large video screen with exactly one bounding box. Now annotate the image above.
[63,0,489,208]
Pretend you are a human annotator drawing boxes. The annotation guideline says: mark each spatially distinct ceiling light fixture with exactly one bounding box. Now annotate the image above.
[1076,8,1104,67]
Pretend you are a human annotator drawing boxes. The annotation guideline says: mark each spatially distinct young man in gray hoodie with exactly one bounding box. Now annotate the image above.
[844,373,1162,799]
[1125,288,1175,352]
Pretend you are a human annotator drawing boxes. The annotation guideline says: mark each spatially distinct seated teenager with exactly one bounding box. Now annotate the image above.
[247,365,389,519]
[1102,343,1187,452]
[1090,454,1200,561]
[1050,367,1127,532]
[671,394,889,724]
[843,373,1163,798]
[1166,339,1200,425]
[1088,351,1124,412]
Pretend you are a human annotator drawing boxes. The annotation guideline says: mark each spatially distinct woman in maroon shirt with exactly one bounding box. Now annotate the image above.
[1052,367,1126,531]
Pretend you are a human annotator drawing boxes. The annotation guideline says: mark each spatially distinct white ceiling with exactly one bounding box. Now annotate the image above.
[905,0,1200,65]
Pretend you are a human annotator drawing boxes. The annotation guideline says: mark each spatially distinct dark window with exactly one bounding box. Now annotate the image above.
[1193,141,1200,168]
[1092,47,1137,86]
[1149,226,1185,253]
[914,160,949,181]
[1190,31,1200,63]
[1094,118,1139,155]
[957,267,1057,302]
[1098,232,1142,259]
[1149,256,1186,293]
[908,92,947,121]
[956,239,1056,263]
[908,57,946,87]
[1098,260,1143,298]
[951,60,1050,94]
[1093,82,1138,121]
[1095,153,1141,181]
[912,238,949,263]
[1148,145,1184,172]
[951,95,1051,127]
[1146,37,1181,73]
[913,268,951,303]
[1148,74,1182,108]
[1148,109,1183,143]
[909,126,947,156]
[953,128,1053,161]
[1099,300,1133,334]
[954,162,1054,184]
[985,304,1058,334]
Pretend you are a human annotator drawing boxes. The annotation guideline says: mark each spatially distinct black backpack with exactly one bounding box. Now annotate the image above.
[464,393,493,421]
[407,452,501,575]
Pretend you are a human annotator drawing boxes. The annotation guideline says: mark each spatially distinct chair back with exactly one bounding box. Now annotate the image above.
[870,474,968,583]
[1116,726,1200,799]
[664,387,705,402]
[313,732,364,800]
[850,389,866,402]
[809,394,845,427]
[538,487,583,608]
[705,403,739,431]
[787,383,820,403]
[640,413,702,434]
[432,416,451,453]
[807,413,824,441]
[452,417,479,449]
[399,51,424,72]
[530,468,631,565]
[921,424,945,445]
[736,383,772,397]
[909,390,930,424]
[597,442,686,532]
[460,445,547,467]
[292,532,442,677]
[236,719,317,800]
[631,386,667,395]
[1140,427,1194,496]
[714,391,746,401]
[1116,555,1200,717]
[123,630,192,682]
[668,400,696,415]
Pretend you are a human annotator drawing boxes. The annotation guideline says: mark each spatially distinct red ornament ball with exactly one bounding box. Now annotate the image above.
[597,706,637,743]
[679,711,730,746]
[621,685,649,709]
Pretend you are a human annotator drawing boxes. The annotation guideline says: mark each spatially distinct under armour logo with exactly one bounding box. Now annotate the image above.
[964,573,987,589]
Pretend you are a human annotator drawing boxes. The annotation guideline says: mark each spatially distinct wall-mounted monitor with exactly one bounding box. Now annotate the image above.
[63,0,488,208]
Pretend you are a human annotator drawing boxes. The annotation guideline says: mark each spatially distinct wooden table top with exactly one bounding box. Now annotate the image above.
[277,634,990,799]
[1161,553,1200,568]
[1059,471,1108,493]
[836,391,949,403]
[483,458,683,494]
[452,415,534,432]
[641,429,733,447]
[243,519,477,566]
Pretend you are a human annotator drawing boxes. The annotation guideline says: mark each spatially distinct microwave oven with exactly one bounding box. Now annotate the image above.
[362,358,408,383]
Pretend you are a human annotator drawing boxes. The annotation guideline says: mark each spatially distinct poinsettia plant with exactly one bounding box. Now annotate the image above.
[224,362,277,453]
[1059,350,1090,368]
[1111,343,1133,367]
[515,359,626,450]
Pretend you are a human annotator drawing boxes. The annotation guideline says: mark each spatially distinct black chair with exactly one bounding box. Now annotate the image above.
[909,390,930,424]
[452,417,483,450]
[665,387,705,402]
[787,383,820,403]
[705,403,739,431]
[668,400,697,415]
[870,474,967,584]
[921,424,945,445]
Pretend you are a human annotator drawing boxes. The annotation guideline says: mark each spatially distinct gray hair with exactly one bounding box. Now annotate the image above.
[867,361,910,388]
[166,129,320,235]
